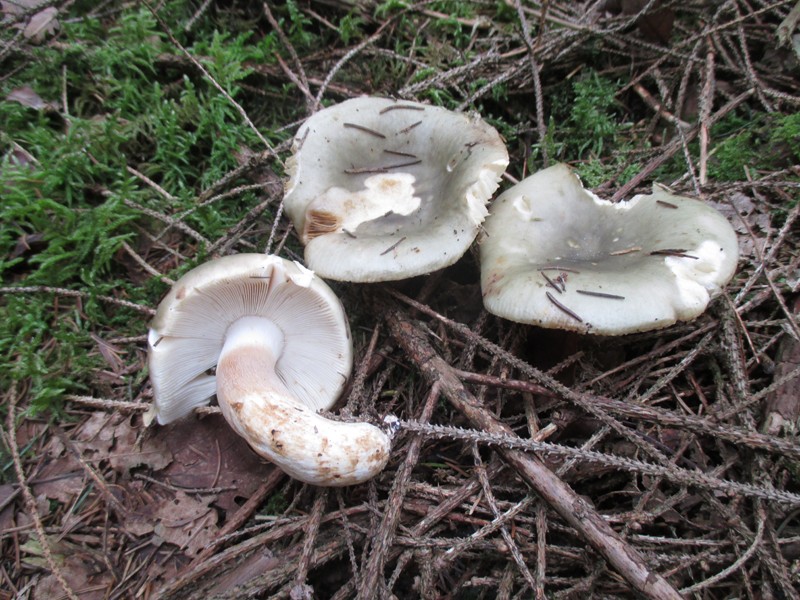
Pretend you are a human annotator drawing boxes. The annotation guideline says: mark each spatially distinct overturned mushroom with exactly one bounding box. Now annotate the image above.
[284,96,509,282]
[480,163,739,335]
[146,254,392,486]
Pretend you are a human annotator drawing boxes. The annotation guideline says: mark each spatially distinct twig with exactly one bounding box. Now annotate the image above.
[264,2,314,111]
[66,395,149,412]
[126,165,177,202]
[5,386,81,600]
[124,198,211,250]
[470,450,539,591]
[698,36,715,186]
[387,310,683,600]
[513,0,548,166]
[777,0,800,47]
[0,285,155,316]
[121,241,175,284]
[632,83,690,129]
[313,18,396,110]
[294,489,329,594]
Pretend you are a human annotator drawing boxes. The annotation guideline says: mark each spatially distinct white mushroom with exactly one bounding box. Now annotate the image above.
[480,164,739,335]
[146,253,392,486]
[284,96,509,282]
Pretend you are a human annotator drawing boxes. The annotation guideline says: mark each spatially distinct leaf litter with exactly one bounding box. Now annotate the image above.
[2,0,800,598]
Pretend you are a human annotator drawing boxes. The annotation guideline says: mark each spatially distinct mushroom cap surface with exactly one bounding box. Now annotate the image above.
[284,96,509,282]
[147,254,352,424]
[480,164,739,335]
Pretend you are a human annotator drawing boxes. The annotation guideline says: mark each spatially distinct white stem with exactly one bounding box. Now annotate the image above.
[216,316,391,486]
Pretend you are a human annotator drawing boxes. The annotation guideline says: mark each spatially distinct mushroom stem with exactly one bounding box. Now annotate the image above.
[216,316,392,487]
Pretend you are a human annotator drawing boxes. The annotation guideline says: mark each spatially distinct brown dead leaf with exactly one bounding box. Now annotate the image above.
[90,332,127,374]
[72,412,116,456]
[152,491,218,557]
[10,232,46,259]
[24,537,115,600]
[24,6,59,42]
[708,193,771,258]
[0,484,18,533]
[156,414,276,513]
[109,414,172,474]
[30,465,84,504]
[6,85,53,111]
[5,142,38,168]
[71,412,172,475]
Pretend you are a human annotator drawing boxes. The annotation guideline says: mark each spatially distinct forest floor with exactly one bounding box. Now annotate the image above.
[2,0,800,598]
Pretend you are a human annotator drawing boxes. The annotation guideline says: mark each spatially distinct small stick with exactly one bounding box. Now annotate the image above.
[380,237,407,256]
[343,122,387,139]
[539,266,580,273]
[650,249,699,259]
[398,121,422,134]
[656,200,679,209]
[6,388,81,600]
[380,104,425,114]
[545,292,583,323]
[540,271,562,294]
[576,290,626,300]
[345,160,422,175]
[383,149,418,158]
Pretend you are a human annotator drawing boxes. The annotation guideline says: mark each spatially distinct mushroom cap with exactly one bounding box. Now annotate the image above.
[147,254,352,424]
[480,164,739,335]
[284,96,509,282]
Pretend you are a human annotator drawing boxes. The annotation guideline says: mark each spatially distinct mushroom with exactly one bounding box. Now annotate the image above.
[480,163,739,335]
[283,96,509,282]
[146,253,392,486]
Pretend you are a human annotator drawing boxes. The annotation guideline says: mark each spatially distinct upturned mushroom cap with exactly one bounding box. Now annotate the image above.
[147,253,352,424]
[480,164,739,335]
[284,96,509,282]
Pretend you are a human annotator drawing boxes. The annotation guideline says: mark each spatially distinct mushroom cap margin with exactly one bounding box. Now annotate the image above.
[479,164,739,335]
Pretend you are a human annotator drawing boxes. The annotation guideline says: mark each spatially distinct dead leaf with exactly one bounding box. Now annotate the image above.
[73,412,116,457]
[24,6,59,42]
[108,415,172,474]
[23,537,115,600]
[10,232,46,259]
[152,491,219,557]
[156,414,276,513]
[0,484,18,533]
[5,142,38,168]
[708,193,771,258]
[90,332,127,374]
[6,85,53,110]
[1,0,49,14]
